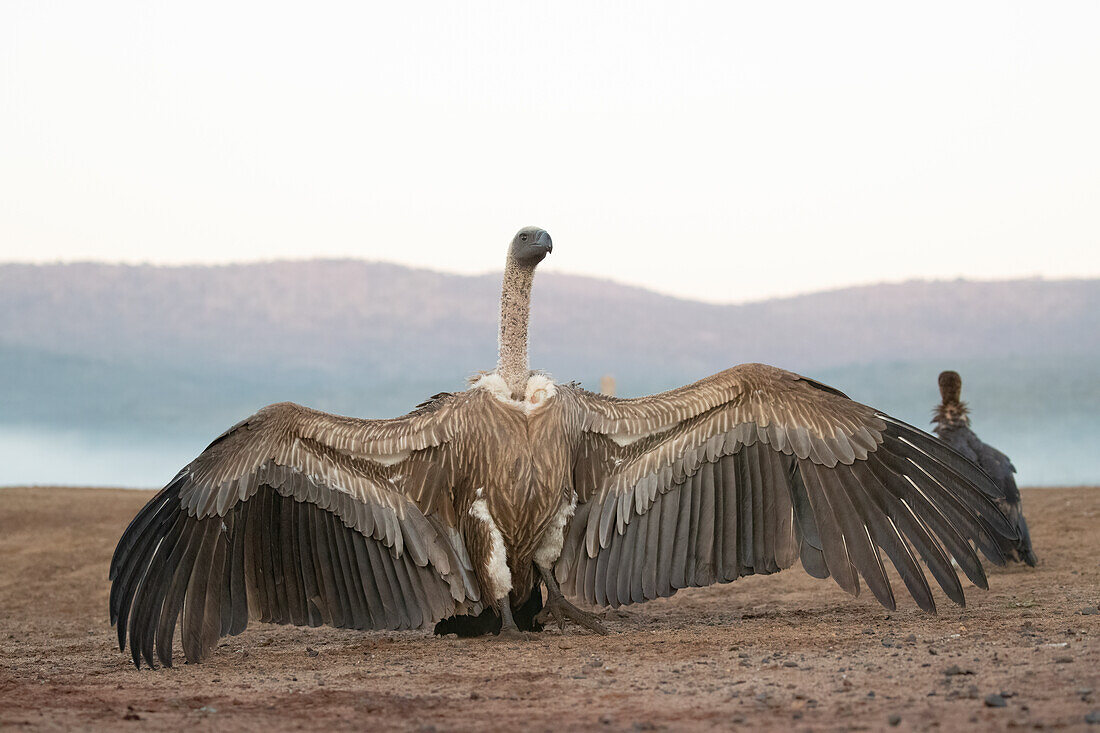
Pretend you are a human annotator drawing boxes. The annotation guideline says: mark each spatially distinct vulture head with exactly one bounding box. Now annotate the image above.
[509,226,553,267]
[938,370,962,404]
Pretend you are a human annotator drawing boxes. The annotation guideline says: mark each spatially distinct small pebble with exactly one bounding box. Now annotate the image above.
[888,714,902,726]
[984,694,1007,708]
[1081,607,1099,616]
[305,647,319,658]
[1085,710,1100,725]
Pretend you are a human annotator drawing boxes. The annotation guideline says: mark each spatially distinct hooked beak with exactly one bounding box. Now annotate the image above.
[536,230,553,254]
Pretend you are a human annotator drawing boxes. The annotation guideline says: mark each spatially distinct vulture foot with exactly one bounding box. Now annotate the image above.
[492,596,533,640]
[493,627,533,641]
[535,595,608,635]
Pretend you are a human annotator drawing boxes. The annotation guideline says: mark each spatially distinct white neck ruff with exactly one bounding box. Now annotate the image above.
[471,372,557,414]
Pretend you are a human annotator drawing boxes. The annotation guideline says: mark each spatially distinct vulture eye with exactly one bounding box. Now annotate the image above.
[520,234,528,242]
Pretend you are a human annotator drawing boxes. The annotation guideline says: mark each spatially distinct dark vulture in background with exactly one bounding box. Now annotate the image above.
[109,228,1019,668]
[933,370,1037,566]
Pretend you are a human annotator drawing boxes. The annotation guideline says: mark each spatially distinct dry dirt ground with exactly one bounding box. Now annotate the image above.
[1,486,1097,732]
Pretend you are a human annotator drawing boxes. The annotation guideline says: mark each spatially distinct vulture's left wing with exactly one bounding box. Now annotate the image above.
[109,396,481,668]
[556,364,1018,612]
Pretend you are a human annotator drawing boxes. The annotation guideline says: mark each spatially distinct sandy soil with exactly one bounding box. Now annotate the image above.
[0,486,1097,732]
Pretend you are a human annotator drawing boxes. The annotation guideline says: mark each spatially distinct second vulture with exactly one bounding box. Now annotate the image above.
[932,370,1036,566]
[110,227,1019,667]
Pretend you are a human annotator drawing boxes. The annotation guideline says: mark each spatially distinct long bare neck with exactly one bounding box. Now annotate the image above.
[498,257,536,400]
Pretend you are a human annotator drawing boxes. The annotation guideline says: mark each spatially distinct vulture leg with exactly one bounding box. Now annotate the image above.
[535,564,608,635]
[496,599,530,640]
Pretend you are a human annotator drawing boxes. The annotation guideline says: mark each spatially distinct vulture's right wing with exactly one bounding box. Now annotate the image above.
[109,396,482,668]
[556,365,1018,613]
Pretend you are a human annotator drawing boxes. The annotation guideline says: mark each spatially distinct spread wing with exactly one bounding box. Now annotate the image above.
[109,396,482,668]
[556,364,1018,613]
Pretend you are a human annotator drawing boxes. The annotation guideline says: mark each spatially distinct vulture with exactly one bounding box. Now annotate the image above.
[932,370,1036,566]
[110,227,1019,668]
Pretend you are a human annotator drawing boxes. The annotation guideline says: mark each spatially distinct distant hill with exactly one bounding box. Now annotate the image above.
[2,260,1097,380]
[0,261,1097,486]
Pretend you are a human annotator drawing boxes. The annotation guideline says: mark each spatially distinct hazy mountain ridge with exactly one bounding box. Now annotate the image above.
[1,261,1097,486]
[2,261,1097,376]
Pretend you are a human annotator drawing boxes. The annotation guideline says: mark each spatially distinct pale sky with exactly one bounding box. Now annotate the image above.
[2,1,1098,303]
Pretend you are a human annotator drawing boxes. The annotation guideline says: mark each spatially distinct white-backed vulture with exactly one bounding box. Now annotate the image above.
[110,227,1019,668]
[932,370,1036,565]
